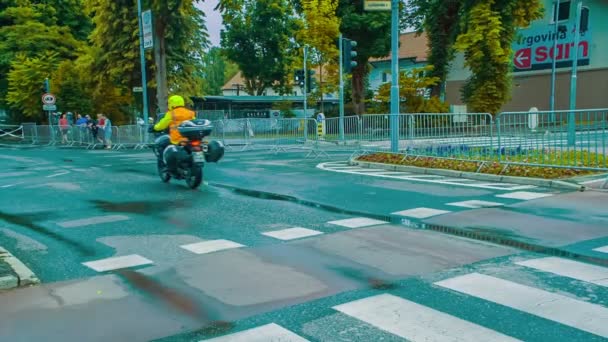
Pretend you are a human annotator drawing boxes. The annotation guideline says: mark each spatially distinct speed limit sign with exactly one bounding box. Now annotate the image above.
[42,93,56,105]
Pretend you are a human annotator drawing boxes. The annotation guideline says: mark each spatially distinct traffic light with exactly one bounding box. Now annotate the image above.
[42,78,50,93]
[580,7,589,33]
[306,70,316,93]
[295,69,305,88]
[343,38,357,73]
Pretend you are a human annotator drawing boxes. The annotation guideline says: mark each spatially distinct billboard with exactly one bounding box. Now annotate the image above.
[512,24,591,72]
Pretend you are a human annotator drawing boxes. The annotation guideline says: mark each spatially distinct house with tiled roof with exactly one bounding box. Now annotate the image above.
[368,32,429,93]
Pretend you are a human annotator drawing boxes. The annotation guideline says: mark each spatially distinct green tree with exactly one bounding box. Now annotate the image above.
[218,0,302,95]
[201,47,226,96]
[405,0,543,114]
[454,0,542,114]
[150,0,209,110]
[6,53,59,120]
[336,0,392,115]
[0,3,82,120]
[87,0,209,113]
[373,65,449,113]
[405,0,461,98]
[297,0,341,112]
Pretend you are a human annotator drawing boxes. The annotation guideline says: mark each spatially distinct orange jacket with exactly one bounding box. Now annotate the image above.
[154,107,196,144]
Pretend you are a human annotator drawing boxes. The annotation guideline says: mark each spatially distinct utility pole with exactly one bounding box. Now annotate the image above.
[137,0,149,135]
[303,45,308,141]
[549,0,560,116]
[568,1,583,146]
[389,0,400,152]
[338,34,345,141]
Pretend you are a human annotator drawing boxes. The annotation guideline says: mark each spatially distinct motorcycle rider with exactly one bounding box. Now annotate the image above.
[149,95,196,171]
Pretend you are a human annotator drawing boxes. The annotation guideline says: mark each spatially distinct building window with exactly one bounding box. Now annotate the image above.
[552,1,570,23]
[382,72,388,83]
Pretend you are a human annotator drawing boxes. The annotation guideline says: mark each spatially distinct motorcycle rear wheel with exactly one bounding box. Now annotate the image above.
[186,165,203,189]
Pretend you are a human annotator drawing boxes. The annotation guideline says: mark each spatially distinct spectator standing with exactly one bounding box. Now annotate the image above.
[100,114,112,149]
[96,114,105,145]
[59,113,69,144]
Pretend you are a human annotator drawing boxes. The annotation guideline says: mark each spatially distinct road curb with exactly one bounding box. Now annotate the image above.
[350,158,586,192]
[0,247,40,290]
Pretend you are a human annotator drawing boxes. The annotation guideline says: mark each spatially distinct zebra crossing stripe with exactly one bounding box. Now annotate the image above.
[592,245,608,253]
[333,293,520,341]
[516,257,608,287]
[82,254,153,272]
[435,273,608,338]
[58,215,130,228]
[200,323,309,341]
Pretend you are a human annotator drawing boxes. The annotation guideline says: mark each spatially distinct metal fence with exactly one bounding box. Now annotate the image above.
[10,108,608,170]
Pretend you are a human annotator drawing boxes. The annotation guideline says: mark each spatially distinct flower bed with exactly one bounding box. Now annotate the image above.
[356,153,600,179]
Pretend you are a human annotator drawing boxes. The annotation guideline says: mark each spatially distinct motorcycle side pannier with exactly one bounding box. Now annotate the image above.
[205,140,225,163]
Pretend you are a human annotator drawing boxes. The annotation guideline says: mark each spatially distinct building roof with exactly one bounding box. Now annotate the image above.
[370,31,429,63]
[223,72,246,90]
[192,95,338,103]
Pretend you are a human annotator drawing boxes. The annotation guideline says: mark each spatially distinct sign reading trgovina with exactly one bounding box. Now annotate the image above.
[513,24,591,72]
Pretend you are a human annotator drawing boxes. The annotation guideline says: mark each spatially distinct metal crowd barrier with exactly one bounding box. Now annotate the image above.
[0,125,24,142]
[10,108,608,171]
[496,109,608,170]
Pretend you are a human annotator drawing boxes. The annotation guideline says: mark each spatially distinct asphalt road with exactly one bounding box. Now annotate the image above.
[1,146,607,341]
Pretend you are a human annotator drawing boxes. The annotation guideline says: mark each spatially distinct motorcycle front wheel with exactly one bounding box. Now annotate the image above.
[157,159,171,183]
[186,165,203,189]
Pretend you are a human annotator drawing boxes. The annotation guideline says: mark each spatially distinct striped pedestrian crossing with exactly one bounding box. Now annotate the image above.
[199,255,608,341]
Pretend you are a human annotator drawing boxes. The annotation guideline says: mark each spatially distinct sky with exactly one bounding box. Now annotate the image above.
[195,0,223,47]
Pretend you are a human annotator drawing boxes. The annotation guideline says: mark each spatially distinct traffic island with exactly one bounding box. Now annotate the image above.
[0,247,39,290]
[350,152,608,191]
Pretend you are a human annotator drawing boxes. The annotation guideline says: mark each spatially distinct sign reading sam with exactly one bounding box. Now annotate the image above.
[512,24,591,72]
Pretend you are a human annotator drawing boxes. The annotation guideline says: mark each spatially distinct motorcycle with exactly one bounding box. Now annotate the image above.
[150,119,224,189]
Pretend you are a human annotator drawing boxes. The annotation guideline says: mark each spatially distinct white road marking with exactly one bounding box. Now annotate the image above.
[447,200,505,209]
[516,257,608,287]
[46,171,70,178]
[58,215,130,228]
[262,227,323,241]
[394,175,444,179]
[435,272,608,338]
[82,254,153,272]
[581,179,606,185]
[317,162,538,191]
[495,191,553,200]
[593,246,608,253]
[201,323,309,342]
[1,182,23,188]
[392,207,451,219]
[0,172,33,178]
[180,239,244,255]
[333,293,520,342]
[327,217,388,229]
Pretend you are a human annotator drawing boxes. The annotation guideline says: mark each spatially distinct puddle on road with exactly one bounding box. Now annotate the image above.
[90,199,191,215]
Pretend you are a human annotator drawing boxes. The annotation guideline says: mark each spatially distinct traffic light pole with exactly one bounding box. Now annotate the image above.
[389,0,400,152]
[338,34,345,142]
[303,45,308,141]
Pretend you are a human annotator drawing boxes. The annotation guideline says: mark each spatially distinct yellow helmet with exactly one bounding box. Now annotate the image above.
[168,95,185,110]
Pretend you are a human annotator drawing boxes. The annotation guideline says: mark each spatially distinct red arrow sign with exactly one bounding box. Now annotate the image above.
[514,48,532,69]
